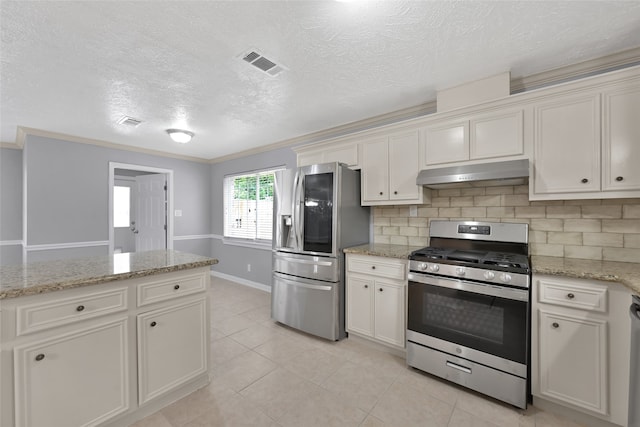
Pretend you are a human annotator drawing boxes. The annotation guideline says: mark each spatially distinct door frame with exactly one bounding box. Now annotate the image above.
[108,162,174,255]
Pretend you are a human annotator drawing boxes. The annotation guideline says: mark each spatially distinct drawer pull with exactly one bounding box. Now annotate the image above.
[567,293,575,299]
[394,191,398,195]
[76,305,85,312]
[581,178,589,184]
[174,284,180,290]
[35,354,45,362]
[379,288,383,292]
[616,176,624,182]
[446,361,471,374]
[364,284,368,289]
[371,266,376,270]
[379,192,383,195]
[552,322,559,329]
[150,321,157,327]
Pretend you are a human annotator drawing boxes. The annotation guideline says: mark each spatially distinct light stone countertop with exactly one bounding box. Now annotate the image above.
[531,256,640,295]
[0,250,218,300]
[343,243,423,260]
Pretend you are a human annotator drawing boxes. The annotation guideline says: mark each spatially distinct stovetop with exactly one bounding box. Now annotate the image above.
[410,247,530,274]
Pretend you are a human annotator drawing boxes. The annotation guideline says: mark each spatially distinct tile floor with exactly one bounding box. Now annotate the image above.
[132,276,586,427]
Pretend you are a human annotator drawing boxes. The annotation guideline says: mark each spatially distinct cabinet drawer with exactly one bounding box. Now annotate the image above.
[16,287,128,336]
[347,255,406,281]
[538,278,607,313]
[137,273,206,307]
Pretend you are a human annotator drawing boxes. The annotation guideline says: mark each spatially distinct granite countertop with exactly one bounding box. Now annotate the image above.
[532,256,640,294]
[344,243,423,260]
[0,250,218,300]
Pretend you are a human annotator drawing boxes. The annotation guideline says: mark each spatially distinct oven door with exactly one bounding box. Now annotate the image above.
[407,272,529,366]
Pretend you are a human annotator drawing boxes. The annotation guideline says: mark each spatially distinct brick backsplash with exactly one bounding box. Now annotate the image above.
[372,185,640,262]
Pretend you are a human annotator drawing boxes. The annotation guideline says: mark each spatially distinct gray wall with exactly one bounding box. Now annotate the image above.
[210,146,297,286]
[23,135,212,262]
[0,148,23,265]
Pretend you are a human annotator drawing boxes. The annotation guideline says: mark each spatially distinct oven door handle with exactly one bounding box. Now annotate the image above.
[408,273,529,302]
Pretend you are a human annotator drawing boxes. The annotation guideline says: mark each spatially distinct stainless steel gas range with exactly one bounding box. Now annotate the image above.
[406,220,531,409]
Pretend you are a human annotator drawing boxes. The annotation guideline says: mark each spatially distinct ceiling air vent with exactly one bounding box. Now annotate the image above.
[240,49,286,77]
[117,116,143,127]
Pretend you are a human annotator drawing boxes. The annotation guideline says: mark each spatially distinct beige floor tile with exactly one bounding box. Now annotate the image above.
[160,386,231,427]
[281,346,347,385]
[183,392,279,427]
[360,415,386,427]
[534,410,588,427]
[212,350,278,392]
[210,336,249,365]
[210,327,226,342]
[241,305,273,323]
[448,408,500,427]
[395,368,459,406]
[371,380,454,427]
[278,384,367,427]
[253,333,315,364]
[321,360,396,412]
[215,313,257,335]
[240,367,318,421]
[229,323,282,349]
[455,389,533,427]
[128,411,173,427]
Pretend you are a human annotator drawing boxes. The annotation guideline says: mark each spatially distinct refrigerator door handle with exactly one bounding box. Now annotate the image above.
[294,172,304,252]
[631,303,640,321]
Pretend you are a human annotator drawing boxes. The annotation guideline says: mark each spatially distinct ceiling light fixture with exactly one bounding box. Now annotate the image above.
[166,129,194,144]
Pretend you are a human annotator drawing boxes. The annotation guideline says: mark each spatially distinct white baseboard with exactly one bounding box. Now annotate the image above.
[210,270,271,293]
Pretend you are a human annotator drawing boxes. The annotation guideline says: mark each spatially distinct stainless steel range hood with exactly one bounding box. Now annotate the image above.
[416,159,529,189]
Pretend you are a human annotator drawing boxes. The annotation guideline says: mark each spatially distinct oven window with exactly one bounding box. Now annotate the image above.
[408,281,528,364]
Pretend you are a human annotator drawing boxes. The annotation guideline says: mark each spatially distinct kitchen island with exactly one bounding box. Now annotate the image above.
[0,250,218,427]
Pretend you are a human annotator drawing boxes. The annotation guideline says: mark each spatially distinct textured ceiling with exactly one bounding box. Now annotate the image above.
[2,1,640,160]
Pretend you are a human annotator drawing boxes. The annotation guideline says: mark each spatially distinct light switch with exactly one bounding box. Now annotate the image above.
[175,210,182,217]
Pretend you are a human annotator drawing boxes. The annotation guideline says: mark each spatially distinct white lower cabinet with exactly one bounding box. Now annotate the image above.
[13,319,129,427]
[532,274,631,426]
[346,254,407,349]
[137,298,207,405]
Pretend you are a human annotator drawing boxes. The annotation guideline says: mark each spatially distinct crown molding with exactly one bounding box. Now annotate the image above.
[511,46,640,93]
[14,126,211,163]
[208,101,437,164]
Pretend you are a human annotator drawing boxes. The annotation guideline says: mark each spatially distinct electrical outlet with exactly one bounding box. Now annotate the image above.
[247,264,251,272]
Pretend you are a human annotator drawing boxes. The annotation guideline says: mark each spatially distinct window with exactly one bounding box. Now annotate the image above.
[113,186,131,227]
[223,168,281,241]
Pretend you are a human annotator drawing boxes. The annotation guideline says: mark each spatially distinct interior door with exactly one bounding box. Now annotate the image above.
[135,174,167,252]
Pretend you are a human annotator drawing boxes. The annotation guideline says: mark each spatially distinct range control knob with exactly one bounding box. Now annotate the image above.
[500,273,512,283]
[428,264,440,273]
[483,271,495,280]
[455,267,466,277]
[418,262,428,271]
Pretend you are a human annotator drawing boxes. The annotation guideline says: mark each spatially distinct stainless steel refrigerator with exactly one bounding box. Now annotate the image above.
[271,162,369,340]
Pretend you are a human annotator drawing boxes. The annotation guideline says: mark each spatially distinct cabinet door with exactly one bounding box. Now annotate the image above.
[423,121,469,165]
[137,298,207,405]
[470,110,524,160]
[533,95,601,194]
[603,86,640,191]
[388,130,421,201]
[374,281,405,348]
[346,275,374,338]
[361,137,389,202]
[13,319,129,427]
[538,310,607,415]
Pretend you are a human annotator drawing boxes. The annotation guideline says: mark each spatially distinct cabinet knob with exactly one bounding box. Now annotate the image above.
[552,322,559,329]
[371,265,376,270]
[581,178,589,184]
[567,293,575,299]
[35,354,45,361]
[76,305,85,312]
[150,321,157,327]
[379,288,383,292]
[364,284,368,289]
[379,192,383,196]
[393,191,398,195]
[616,176,624,182]
[174,284,180,290]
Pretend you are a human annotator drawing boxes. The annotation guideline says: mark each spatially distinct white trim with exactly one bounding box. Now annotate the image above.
[0,240,24,247]
[210,271,271,293]
[173,234,217,241]
[108,162,174,255]
[25,240,109,251]
[221,238,272,251]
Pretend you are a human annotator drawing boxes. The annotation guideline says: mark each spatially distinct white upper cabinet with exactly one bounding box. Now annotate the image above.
[361,129,428,205]
[602,84,640,191]
[422,109,524,167]
[532,94,601,195]
[296,140,360,168]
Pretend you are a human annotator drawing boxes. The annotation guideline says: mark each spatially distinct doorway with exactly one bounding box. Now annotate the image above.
[108,162,174,255]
